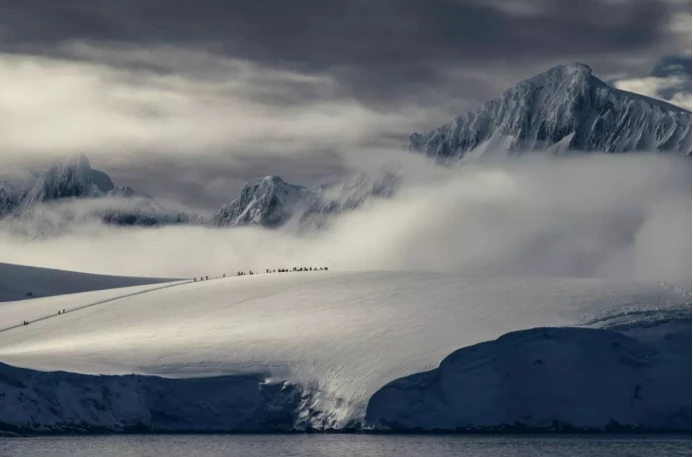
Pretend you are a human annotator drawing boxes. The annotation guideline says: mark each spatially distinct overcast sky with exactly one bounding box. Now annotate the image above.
[0,0,690,208]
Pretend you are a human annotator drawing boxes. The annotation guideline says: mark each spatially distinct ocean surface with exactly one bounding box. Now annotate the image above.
[0,434,690,457]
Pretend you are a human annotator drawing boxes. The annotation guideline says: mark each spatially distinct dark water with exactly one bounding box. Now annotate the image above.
[0,435,689,457]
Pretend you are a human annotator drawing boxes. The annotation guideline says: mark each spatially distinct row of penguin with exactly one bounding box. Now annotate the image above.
[193,266,328,281]
[20,268,331,325]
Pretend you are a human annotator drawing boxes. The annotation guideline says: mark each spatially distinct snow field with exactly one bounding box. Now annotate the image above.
[0,270,688,426]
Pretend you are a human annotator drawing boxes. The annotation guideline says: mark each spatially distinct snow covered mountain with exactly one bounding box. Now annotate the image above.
[7,62,691,231]
[212,172,399,229]
[0,156,201,229]
[2,157,397,231]
[212,176,309,227]
[20,154,115,210]
[410,63,692,161]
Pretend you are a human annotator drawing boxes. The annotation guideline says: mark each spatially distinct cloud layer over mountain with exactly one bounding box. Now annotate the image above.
[1,1,690,205]
[1,154,689,289]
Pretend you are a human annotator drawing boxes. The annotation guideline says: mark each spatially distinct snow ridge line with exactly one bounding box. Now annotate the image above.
[0,272,333,335]
[0,279,200,334]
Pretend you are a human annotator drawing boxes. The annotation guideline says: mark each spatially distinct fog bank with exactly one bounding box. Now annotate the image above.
[0,154,689,289]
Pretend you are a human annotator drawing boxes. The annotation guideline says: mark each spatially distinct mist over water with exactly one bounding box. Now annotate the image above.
[0,153,690,289]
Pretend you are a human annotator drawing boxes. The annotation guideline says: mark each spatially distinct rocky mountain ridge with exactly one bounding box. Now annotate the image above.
[409,63,692,161]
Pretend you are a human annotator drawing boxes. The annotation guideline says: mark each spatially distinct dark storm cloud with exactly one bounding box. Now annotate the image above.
[650,55,692,99]
[0,0,676,101]
[0,0,687,208]
[610,54,692,111]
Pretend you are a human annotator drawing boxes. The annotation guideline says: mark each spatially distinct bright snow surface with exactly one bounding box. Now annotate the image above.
[0,270,689,426]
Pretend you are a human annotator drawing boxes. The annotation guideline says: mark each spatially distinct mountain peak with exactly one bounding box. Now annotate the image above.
[61,154,92,171]
[20,155,116,209]
[211,171,400,230]
[246,175,289,187]
[549,62,592,75]
[212,176,307,227]
[410,63,691,159]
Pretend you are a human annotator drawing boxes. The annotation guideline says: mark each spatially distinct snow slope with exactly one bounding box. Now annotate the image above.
[0,262,179,302]
[410,63,692,161]
[367,323,691,431]
[0,271,689,431]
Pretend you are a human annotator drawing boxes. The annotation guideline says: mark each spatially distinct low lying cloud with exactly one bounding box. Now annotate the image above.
[3,44,690,209]
[0,44,467,206]
[0,154,689,289]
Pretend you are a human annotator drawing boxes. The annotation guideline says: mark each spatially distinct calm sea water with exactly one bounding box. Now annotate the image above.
[0,435,689,457]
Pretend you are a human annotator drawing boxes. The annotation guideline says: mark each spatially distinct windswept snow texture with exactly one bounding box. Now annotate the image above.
[0,262,178,302]
[410,63,692,161]
[0,271,689,431]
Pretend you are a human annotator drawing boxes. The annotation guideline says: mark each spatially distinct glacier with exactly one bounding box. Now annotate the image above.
[410,63,692,161]
[367,323,691,432]
[0,270,689,432]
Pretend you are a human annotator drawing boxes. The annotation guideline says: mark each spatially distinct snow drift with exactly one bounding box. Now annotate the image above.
[0,271,689,432]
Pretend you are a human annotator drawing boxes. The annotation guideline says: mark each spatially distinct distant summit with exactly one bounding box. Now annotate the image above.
[21,154,115,209]
[212,172,399,229]
[1,157,398,231]
[5,63,688,231]
[0,156,199,229]
[410,63,692,161]
[212,176,308,227]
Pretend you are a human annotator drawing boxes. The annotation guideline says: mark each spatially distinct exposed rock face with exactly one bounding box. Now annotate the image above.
[212,176,309,227]
[0,181,21,217]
